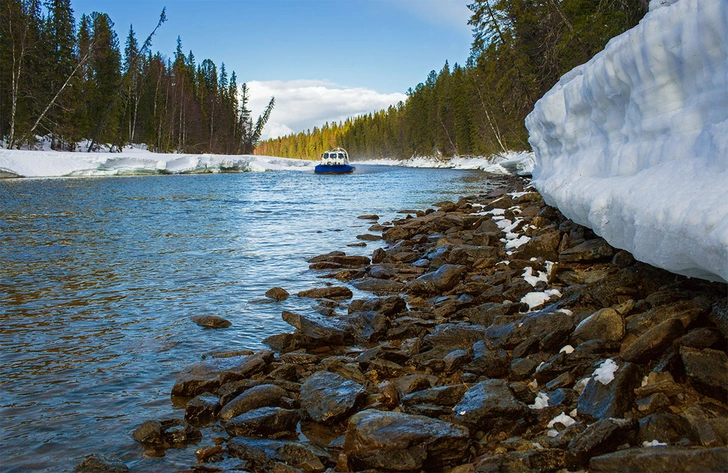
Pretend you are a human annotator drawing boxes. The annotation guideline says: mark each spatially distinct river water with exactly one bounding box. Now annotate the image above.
[0,165,499,472]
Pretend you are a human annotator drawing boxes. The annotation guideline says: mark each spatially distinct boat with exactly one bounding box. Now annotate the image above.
[314,147,355,174]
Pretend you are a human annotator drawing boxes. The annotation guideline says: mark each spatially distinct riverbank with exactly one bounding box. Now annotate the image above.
[77,174,727,473]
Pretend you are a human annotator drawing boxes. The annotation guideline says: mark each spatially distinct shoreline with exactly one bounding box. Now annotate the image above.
[77,174,727,473]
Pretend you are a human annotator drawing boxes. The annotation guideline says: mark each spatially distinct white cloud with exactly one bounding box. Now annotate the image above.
[391,0,472,33]
[246,80,407,140]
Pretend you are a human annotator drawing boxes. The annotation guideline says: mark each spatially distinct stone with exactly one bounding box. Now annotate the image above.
[513,230,561,261]
[281,311,349,345]
[621,318,684,363]
[407,264,466,294]
[352,278,406,294]
[589,446,728,473]
[73,454,129,473]
[219,384,289,421]
[300,371,367,424]
[224,406,300,438]
[297,286,353,299]
[184,392,221,426]
[265,287,290,301]
[577,361,641,421]
[401,384,468,408]
[568,417,638,465]
[344,409,471,471]
[680,346,728,402]
[131,418,201,449]
[559,238,614,263]
[227,437,326,472]
[171,353,267,397]
[452,379,527,428]
[191,314,232,328]
[637,412,696,445]
[572,308,625,343]
[357,233,381,241]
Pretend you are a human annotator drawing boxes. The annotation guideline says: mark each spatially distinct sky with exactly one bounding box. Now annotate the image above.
[70,0,474,139]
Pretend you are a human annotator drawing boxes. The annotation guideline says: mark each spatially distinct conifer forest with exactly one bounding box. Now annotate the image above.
[1,0,647,158]
[257,0,647,160]
[0,0,274,153]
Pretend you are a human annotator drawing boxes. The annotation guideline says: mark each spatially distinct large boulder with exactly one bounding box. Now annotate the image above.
[451,379,527,428]
[344,409,471,471]
[300,371,367,424]
[589,446,728,473]
[224,406,300,438]
[219,383,289,421]
[171,353,268,397]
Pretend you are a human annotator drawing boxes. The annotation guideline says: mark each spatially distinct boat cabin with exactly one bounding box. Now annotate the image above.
[321,148,350,166]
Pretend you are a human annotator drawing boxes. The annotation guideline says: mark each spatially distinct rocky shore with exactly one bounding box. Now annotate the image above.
[76,175,728,473]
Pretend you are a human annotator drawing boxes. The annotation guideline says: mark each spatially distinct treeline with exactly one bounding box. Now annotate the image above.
[0,0,273,153]
[257,0,647,160]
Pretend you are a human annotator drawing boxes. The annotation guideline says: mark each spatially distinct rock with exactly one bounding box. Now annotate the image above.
[131,418,201,449]
[424,322,488,350]
[637,412,696,445]
[227,437,326,472]
[573,308,625,343]
[407,264,465,294]
[224,406,300,438]
[265,287,290,301]
[589,446,728,473]
[568,417,638,465]
[393,374,435,396]
[73,454,129,473]
[559,238,614,263]
[680,346,728,401]
[621,317,684,362]
[191,315,232,328]
[297,286,353,299]
[219,384,289,421]
[357,233,382,241]
[300,371,367,424]
[577,361,641,421]
[358,214,379,220]
[352,278,406,294]
[452,379,527,428]
[171,353,267,397]
[184,392,221,426]
[401,384,468,408]
[514,230,561,261]
[344,409,471,471]
[281,310,349,345]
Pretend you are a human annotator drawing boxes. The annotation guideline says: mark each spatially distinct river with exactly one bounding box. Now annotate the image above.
[0,165,500,472]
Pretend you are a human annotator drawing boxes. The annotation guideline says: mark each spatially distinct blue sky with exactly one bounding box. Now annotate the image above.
[70,0,474,138]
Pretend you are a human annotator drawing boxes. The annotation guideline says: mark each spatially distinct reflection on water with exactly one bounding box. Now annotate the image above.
[0,166,498,472]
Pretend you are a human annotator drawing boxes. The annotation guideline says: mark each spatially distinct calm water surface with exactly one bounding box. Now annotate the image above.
[0,166,498,472]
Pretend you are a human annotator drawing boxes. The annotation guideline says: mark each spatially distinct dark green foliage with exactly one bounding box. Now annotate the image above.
[259,0,646,160]
[0,3,273,154]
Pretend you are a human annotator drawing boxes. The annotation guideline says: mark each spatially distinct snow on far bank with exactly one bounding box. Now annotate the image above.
[0,148,313,178]
[356,150,535,176]
[526,0,728,283]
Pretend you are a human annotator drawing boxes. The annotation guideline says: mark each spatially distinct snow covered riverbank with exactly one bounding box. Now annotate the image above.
[526,0,728,283]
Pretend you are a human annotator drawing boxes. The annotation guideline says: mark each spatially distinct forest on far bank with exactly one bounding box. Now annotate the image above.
[256,0,648,161]
[0,0,274,154]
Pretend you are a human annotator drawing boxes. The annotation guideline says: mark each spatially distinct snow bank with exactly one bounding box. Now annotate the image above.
[0,149,313,178]
[357,150,535,176]
[526,0,728,283]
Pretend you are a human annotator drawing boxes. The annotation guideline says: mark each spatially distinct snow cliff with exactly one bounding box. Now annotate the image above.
[526,0,728,283]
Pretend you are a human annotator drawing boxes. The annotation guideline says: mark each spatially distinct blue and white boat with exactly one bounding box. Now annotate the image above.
[314,147,355,174]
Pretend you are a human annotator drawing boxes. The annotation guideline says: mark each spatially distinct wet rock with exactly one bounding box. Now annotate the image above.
[407,264,465,294]
[224,406,300,438]
[680,346,728,401]
[73,454,129,473]
[281,311,349,345]
[265,287,290,301]
[131,419,202,449]
[219,383,289,421]
[227,437,326,472]
[622,317,684,363]
[171,353,267,397]
[568,417,638,465]
[357,233,381,241]
[184,392,221,426]
[577,361,641,421]
[589,446,728,473]
[344,409,471,471]
[358,214,379,220]
[191,315,232,329]
[572,308,625,344]
[300,371,367,424]
[452,379,527,428]
[424,322,487,350]
[401,384,468,408]
[351,278,406,294]
[297,286,353,299]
